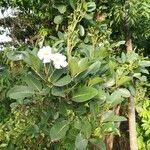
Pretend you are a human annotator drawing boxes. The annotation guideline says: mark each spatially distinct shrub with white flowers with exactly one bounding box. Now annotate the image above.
[1,1,150,149]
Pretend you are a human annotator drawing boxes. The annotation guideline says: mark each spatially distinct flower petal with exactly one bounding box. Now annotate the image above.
[61,61,68,67]
[37,50,44,60]
[37,46,53,63]
[53,63,61,69]
[43,57,51,63]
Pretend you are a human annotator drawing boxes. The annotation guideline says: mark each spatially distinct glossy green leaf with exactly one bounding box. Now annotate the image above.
[69,57,79,77]
[78,57,89,73]
[72,86,98,102]
[83,61,101,78]
[88,77,103,86]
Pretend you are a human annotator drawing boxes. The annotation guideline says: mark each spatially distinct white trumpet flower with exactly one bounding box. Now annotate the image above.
[37,46,52,63]
[37,46,68,69]
[51,53,68,69]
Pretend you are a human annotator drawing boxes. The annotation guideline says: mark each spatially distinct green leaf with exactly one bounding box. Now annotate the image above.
[139,60,150,67]
[75,105,87,116]
[140,68,149,74]
[97,47,108,59]
[90,100,100,117]
[40,88,50,95]
[102,111,127,122]
[73,118,82,130]
[59,102,72,116]
[75,133,88,150]
[54,15,63,24]
[104,78,115,88]
[83,61,101,77]
[78,57,89,73]
[7,86,35,99]
[50,120,69,141]
[129,85,136,96]
[90,138,106,150]
[25,74,42,92]
[69,57,79,77]
[118,88,131,98]
[84,2,96,12]
[72,86,98,103]
[121,52,126,63]
[25,53,42,72]
[133,73,141,79]
[51,87,65,97]
[115,41,125,47]
[102,122,119,134]
[7,51,25,61]
[53,75,72,87]
[126,52,139,63]
[57,5,66,14]
[49,69,64,82]
[0,143,8,148]
[87,61,101,74]
[107,91,123,107]
[96,88,107,102]
[78,24,85,36]
[88,77,103,86]
[81,118,92,139]
[69,0,76,9]
[116,76,131,87]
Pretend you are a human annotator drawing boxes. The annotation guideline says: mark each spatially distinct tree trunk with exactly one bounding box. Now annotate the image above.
[124,1,138,150]
[128,97,138,150]
[105,106,120,150]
